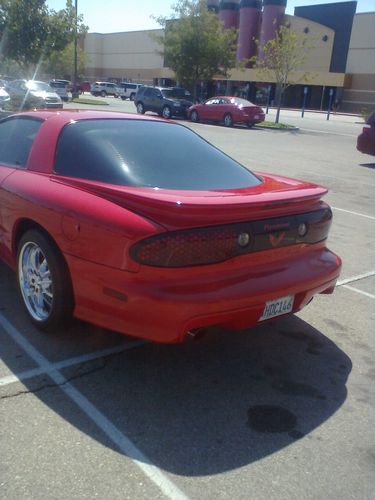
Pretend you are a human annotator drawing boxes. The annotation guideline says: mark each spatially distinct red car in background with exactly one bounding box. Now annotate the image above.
[357,110,375,156]
[188,96,265,127]
[0,110,341,343]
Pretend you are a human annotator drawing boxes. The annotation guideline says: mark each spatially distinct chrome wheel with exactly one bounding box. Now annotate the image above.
[223,113,233,127]
[18,241,53,322]
[190,110,199,122]
[162,106,172,119]
[137,102,145,114]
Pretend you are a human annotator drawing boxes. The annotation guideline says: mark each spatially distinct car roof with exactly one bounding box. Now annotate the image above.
[5,109,167,124]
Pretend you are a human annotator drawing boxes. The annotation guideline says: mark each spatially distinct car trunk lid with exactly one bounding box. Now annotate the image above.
[51,172,328,230]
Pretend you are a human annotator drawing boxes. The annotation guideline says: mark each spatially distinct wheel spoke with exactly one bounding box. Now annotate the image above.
[18,240,54,322]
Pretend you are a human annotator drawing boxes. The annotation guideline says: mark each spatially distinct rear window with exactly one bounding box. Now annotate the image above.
[50,82,66,89]
[54,119,260,190]
[162,88,192,99]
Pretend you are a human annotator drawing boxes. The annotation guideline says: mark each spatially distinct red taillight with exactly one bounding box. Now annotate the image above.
[131,227,238,267]
[363,124,371,134]
[130,209,332,268]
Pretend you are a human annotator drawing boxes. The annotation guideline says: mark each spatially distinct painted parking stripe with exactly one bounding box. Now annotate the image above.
[337,270,375,286]
[332,207,375,221]
[0,340,146,388]
[0,313,189,500]
[342,285,375,300]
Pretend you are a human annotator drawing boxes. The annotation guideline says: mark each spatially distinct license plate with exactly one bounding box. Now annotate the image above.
[254,114,259,119]
[259,295,294,321]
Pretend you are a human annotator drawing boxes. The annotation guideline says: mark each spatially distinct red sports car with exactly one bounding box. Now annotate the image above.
[188,96,265,127]
[0,110,341,343]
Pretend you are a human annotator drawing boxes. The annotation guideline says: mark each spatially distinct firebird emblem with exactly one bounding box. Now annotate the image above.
[269,232,286,247]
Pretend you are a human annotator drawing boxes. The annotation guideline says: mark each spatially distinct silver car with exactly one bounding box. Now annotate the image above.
[7,80,63,109]
[0,80,10,109]
[49,80,71,102]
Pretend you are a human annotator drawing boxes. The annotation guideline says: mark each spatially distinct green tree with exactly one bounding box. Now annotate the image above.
[0,0,49,75]
[154,0,238,99]
[0,0,87,78]
[252,24,311,124]
[43,41,86,81]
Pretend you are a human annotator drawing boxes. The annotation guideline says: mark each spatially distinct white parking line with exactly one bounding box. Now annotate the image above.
[342,285,375,300]
[332,207,375,221]
[0,340,146,387]
[0,313,189,500]
[337,270,375,286]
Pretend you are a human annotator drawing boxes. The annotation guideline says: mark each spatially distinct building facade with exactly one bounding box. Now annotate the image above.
[83,1,375,113]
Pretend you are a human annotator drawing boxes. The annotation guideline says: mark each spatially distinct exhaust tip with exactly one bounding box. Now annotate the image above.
[185,328,207,342]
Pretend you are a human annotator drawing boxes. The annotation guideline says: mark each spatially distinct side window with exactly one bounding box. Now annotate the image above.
[144,88,153,97]
[0,117,42,168]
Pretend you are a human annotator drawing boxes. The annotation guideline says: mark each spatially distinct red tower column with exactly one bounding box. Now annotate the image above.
[258,0,287,59]
[236,0,262,63]
[219,1,240,30]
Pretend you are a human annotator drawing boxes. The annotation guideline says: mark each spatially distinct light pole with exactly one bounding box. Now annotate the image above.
[72,0,79,98]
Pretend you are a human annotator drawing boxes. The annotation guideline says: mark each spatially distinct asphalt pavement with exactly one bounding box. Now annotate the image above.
[1,98,374,499]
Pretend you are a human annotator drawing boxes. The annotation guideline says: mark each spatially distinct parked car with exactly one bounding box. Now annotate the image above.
[134,86,193,119]
[188,96,265,127]
[0,81,10,108]
[49,79,70,102]
[6,80,63,109]
[91,81,119,97]
[118,82,143,101]
[0,110,341,342]
[357,110,375,156]
[79,81,91,93]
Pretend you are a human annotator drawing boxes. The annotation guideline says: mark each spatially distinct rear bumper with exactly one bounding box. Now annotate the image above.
[66,244,341,343]
[357,133,375,156]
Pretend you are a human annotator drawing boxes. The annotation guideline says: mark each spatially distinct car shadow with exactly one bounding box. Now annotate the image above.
[359,162,375,169]
[1,269,351,477]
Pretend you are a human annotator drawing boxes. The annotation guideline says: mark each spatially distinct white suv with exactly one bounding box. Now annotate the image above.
[91,82,119,97]
[118,82,143,101]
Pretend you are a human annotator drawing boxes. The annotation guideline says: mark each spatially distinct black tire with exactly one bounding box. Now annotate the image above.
[100,90,107,97]
[17,230,74,331]
[121,96,126,101]
[161,106,172,119]
[247,121,255,128]
[190,110,199,122]
[223,113,233,127]
[136,102,145,114]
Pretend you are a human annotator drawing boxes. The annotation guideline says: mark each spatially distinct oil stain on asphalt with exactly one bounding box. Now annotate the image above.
[247,405,305,439]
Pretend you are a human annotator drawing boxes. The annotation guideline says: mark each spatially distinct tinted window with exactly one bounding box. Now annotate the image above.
[162,88,191,99]
[54,119,261,190]
[50,81,66,89]
[0,117,42,167]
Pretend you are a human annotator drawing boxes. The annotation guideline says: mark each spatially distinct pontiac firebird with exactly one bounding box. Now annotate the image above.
[0,110,341,343]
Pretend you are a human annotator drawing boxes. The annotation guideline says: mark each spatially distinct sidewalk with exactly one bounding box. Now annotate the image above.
[264,107,362,125]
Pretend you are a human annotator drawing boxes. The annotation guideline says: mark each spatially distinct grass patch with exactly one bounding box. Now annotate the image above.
[71,97,109,106]
[257,121,296,129]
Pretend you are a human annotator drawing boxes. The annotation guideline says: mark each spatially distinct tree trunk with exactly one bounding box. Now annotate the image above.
[274,83,282,124]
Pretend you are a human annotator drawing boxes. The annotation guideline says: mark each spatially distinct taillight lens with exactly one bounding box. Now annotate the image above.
[363,124,371,134]
[130,208,332,268]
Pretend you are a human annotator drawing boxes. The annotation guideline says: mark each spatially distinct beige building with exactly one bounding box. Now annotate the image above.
[83,7,375,112]
[343,12,375,112]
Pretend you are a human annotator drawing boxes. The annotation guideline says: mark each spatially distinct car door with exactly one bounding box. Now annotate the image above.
[148,88,163,113]
[0,116,43,262]
[201,98,219,121]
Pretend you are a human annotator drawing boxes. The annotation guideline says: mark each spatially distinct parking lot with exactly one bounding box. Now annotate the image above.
[1,100,374,499]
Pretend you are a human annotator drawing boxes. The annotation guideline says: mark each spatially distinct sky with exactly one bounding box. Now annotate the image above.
[45,0,375,33]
